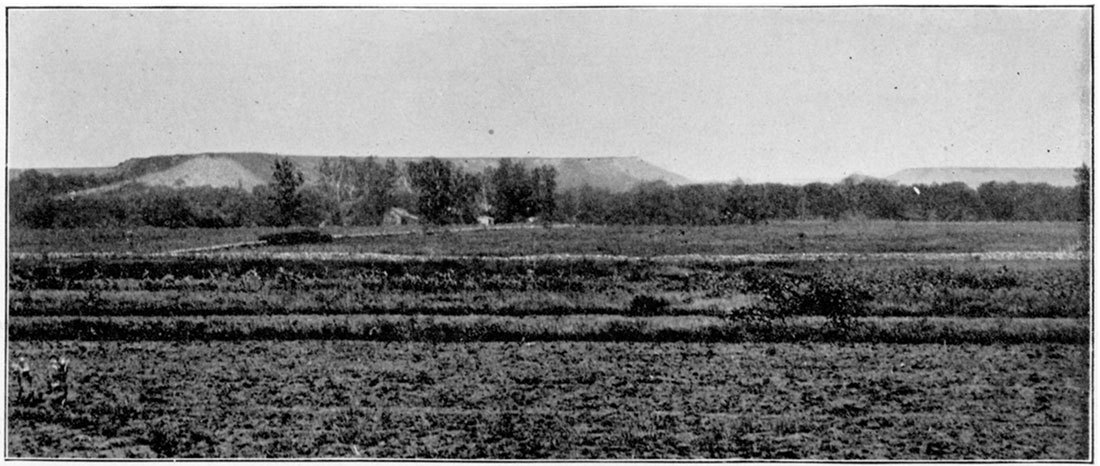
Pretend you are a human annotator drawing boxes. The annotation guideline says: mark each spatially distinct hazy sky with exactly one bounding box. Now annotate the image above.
[7,7,1092,183]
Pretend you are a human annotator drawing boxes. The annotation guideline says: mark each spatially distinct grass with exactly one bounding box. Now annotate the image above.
[8,314,1088,345]
[258,221,1082,256]
[8,221,1081,255]
[10,255,1087,319]
[6,225,422,254]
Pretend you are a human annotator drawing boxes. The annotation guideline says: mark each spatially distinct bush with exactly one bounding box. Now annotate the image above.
[739,267,872,333]
[145,417,216,457]
[258,229,333,246]
[799,274,873,332]
[629,294,671,316]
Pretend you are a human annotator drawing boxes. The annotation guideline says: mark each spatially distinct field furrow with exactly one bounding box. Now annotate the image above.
[7,341,1089,459]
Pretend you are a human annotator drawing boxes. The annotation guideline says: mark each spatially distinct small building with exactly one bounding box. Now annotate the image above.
[383,207,419,226]
[476,215,494,227]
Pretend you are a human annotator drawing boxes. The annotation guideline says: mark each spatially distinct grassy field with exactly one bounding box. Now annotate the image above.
[6,221,1092,458]
[8,221,1082,255]
[7,225,422,254]
[287,221,1082,256]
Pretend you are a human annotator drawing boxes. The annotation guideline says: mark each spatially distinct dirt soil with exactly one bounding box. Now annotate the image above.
[7,341,1089,459]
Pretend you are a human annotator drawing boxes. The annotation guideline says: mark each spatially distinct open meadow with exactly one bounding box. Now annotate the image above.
[6,221,1091,459]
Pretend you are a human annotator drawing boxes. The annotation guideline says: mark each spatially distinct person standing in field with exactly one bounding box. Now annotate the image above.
[49,356,69,407]
[14,357,33,402]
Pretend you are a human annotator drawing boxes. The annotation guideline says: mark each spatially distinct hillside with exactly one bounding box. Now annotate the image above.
[15,152,693,195]
[886,167,1078,189]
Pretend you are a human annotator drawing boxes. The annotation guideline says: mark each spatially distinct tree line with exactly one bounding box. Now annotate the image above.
[9,158,1088,229]
[9,157,558,229]
[554,175,1084,225]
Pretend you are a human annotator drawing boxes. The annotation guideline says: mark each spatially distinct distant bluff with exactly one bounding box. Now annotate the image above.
[886,167,1078,189]
[17,152,694,194]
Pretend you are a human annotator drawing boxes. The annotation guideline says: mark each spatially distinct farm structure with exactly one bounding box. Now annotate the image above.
[383,207,420,226]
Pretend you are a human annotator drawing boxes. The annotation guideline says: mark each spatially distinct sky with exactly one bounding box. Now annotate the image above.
[6,7,1093,183]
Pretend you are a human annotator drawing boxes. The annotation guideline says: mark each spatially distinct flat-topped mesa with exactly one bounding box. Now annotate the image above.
[886,167,1078,189]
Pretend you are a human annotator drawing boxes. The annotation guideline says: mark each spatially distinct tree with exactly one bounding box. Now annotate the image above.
[359,158,399,225]
[915,182,983,221]
[977,182,1023,221]
[271,158,305,227]
[724,184,773,224]
[315,156,401,226]
[674,184,725,225]
[490,158,534,223]
[531,165,558,221]
[317,157,363,226]
[407,158,478,225]
[206,186,267,227]
[52,195,133,228]
[975,181,1074,222]
[802,182,847,221]
[9,169,126,228]
[1076,164,1091,254]
[572,185,612,224]
[136,188,194,228]
[298,186,337,227]
[838,177,911,220]
[487,159,560,223]
[632,181,683,224]
[10,170,60,228]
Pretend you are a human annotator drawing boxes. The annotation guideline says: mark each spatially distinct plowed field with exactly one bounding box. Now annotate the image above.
[8,341,1089,459]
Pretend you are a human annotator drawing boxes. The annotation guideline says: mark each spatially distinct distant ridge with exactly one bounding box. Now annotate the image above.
[886,167,1078,189]
[11,152,693,194]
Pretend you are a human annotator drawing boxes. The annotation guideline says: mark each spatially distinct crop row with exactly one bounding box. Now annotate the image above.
[9,255,646,282]
[8,315,1088,345]
[10,289,637,317]
[9,285,1085,320]
[12,254,1083,286]
[10,257,1088,319]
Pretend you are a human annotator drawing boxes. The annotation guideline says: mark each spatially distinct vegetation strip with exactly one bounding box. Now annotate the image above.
[12,252,1087,320]
[9,222,1081,256]
[9,315,1087,345]
[9,250,1083,263]
[161,223,572,255]
[171,405,1024,422]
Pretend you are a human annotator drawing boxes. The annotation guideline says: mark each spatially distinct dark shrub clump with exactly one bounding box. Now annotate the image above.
[630,294,671,316]
[259,230,333,246]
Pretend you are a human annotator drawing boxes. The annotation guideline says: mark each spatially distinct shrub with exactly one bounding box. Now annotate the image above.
[629,294,671,316]
[739,267,873,334]
[737,267,807,323]
[145,417,216,457]
[258,229,333,246]
[799,274,873,332]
